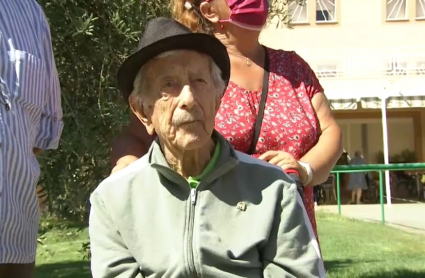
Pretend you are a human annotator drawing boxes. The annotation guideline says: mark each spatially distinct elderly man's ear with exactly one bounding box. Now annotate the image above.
[129,95,155,136]
[216,94,222,112]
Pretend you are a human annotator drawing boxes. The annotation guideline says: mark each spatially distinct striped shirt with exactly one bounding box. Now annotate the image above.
[0,0,63,263]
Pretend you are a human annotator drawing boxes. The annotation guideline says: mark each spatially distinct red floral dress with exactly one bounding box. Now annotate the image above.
[214,47,323,243]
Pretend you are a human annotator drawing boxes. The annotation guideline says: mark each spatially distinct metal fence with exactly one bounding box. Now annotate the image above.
[331,163,425,224]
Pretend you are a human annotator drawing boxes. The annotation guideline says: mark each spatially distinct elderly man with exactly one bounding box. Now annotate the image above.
[0,1,63,277]
[89,17,325,278]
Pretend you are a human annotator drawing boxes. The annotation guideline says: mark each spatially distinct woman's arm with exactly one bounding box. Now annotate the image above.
[300,92,343,185]
[110,113,155,170]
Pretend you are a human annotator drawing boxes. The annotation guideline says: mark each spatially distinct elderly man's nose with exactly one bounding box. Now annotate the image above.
[179,85,195,109]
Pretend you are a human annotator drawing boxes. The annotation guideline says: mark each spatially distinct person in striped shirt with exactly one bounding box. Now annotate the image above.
[0,0,63,277]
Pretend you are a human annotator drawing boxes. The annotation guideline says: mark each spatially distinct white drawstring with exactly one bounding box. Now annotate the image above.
[184,1,193,10]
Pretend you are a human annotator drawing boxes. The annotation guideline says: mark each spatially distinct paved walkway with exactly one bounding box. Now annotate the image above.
[316,203,425,235]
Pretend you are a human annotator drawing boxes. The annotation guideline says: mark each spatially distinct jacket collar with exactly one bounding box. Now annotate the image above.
[147,130,238,185]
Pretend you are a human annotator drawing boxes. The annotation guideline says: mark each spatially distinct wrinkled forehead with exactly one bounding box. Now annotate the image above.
[148,50,211,76]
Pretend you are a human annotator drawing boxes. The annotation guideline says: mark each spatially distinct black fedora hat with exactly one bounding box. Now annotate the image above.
[117,17,231,102]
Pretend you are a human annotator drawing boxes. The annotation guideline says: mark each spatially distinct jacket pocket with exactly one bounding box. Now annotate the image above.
[8,49,47,110]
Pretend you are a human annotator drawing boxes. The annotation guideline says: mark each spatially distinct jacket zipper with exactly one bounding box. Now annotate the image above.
[187,187,199,277]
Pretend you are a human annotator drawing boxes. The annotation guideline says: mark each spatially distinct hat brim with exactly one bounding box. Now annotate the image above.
[117,33,230,102]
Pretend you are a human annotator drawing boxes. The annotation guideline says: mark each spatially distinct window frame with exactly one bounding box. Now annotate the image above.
[288,0,310,24]
[315,0,338,24]
[416,0,425,20]
[385,0,409,21]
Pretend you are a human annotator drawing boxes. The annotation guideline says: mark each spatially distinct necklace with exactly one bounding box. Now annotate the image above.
[229,52,252,67]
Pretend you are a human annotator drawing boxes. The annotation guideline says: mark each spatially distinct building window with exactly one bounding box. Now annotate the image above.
[316,65,339,78]
[417,0,425,19]
[386,0,408,21]
[289,0,309,23]
[417,62,425,75]
[387,62,407,76]
[316,0,336,22]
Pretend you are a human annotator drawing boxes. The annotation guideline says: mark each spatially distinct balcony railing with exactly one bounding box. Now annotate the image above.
[296,46,425,79]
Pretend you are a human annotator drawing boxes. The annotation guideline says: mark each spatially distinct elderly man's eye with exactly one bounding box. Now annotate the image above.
[160,92,170,99]
[164,82,173,88]
[195,78,206,83]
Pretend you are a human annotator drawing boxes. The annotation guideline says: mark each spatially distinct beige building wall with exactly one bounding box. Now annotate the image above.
[421,110,425,161]
[259,0,425,163]
[260,0,425,50]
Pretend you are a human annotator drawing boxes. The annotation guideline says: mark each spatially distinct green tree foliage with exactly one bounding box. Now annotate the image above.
[269,0,306,28]
[37,0,169,221]
[36,0,304,222]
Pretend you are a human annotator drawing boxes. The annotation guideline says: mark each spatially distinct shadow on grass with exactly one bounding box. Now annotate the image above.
[362,217,425,234]
[325,259,355,271]
[325,260,425,278]
[325,259,383,272]
[35,260,90,278]
[362,269,425,278]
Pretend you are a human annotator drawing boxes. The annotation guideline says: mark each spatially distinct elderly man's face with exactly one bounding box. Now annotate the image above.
[132,50,221,151]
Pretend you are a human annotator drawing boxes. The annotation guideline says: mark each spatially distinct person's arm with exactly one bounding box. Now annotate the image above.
[262,182,326,277]
[300,92,343,185]
[89,190,144,278]
[110,113,154,169]
[33,9,64,153]
[33,148,43,156]
[290,53,342,186]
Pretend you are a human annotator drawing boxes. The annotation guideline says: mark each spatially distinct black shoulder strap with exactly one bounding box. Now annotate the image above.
[247,48,269,155]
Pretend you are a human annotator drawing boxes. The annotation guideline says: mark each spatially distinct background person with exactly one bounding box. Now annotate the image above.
[0,0,63,277]
[348,151,369,204]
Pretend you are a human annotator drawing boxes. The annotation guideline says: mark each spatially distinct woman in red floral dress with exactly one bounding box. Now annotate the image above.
[111,0,342,248]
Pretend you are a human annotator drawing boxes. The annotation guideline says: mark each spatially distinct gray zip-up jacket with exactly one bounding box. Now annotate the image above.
[89,132,325,278]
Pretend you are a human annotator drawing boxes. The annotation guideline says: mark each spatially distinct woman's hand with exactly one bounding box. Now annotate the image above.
[111,155,139,175]
[258,151,308,184]
[111,164,130,175]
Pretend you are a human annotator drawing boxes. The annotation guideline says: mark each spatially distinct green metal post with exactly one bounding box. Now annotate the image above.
[379,171,385,224]
[330,163,425,223]
[336,172,341,215]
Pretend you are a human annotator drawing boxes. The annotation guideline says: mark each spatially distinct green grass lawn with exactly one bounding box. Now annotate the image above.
[318,213,425,278]
[35,212,425,278]
[36,220,90,278]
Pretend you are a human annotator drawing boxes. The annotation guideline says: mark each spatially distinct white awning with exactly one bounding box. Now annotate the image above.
[328,98,358,110]
[387,96,425,108]
[323,79,381,110]
[361,96,425,109]
[321,77,425,109]
[321,79,386,100]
